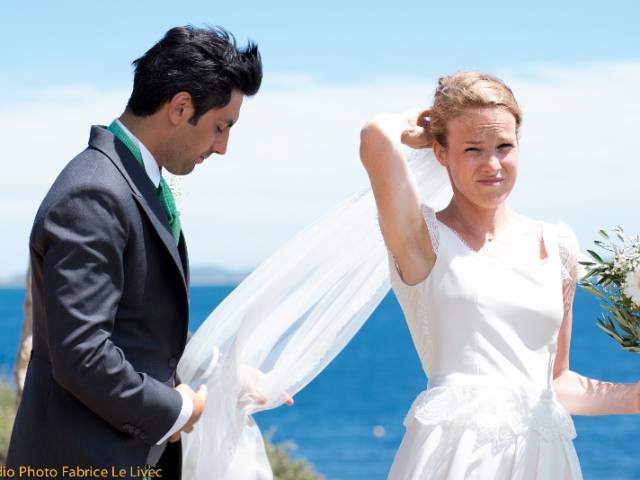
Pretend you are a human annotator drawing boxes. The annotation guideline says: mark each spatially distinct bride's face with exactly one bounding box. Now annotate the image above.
[433,107,518,209]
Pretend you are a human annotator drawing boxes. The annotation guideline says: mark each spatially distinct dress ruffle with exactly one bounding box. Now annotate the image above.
[405,384,576,452]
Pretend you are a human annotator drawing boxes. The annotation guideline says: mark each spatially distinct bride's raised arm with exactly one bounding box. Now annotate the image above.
[359,109,436,285]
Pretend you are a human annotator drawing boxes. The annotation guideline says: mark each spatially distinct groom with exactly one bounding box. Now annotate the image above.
[7,26,261,478]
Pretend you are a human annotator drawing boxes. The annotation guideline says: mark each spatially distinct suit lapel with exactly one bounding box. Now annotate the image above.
[87,126,188,292]
[178,232,190,288]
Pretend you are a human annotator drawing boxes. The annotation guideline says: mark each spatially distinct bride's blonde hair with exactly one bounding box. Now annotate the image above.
[430,72,522,147]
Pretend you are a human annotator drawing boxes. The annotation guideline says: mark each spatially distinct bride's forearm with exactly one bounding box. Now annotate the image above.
[553,369,640,415]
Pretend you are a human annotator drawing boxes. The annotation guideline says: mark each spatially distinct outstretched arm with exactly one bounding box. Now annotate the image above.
[553,266,640,415]
[359,109,436,285]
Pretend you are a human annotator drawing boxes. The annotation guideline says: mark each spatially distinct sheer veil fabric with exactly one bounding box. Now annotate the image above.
[177,150,452,479]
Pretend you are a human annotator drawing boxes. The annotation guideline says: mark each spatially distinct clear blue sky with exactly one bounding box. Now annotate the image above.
[1,0,638,88]
[1,1,638,277]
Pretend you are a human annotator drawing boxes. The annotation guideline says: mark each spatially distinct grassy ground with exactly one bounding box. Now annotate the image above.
[0,382,321,479]
[0,382,16,465]
[266,440,324,480]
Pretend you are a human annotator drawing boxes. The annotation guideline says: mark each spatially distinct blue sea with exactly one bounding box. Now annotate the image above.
[1,287,638,479]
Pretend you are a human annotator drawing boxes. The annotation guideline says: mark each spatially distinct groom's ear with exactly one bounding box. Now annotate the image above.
[167,91,194,126]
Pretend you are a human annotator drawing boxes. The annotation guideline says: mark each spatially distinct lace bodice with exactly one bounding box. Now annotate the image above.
[388,204,580,447]
[421,204,580,282]
[419,205,581,315]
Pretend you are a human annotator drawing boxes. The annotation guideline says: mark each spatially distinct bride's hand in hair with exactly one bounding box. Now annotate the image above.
[400,108,433,149]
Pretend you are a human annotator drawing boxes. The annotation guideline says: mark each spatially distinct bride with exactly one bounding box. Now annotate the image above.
[361,71,640,479]
[178,72,640,479]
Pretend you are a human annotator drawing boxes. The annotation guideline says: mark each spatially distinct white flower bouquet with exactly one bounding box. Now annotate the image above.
[580,227,640,352]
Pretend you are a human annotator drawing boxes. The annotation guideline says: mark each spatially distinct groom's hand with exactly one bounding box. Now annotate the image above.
[169,383,208,441]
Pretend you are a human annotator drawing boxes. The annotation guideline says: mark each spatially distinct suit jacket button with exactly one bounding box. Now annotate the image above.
[168,357,177,368]
[140,433,148,441]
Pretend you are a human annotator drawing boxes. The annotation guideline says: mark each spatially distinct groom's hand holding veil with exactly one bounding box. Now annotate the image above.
[168,384,208,442]
[169,365,294,440]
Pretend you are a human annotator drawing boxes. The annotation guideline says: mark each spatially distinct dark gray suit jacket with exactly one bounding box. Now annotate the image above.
[7,126,190,475]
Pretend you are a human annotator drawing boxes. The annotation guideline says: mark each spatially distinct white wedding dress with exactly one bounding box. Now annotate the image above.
[387,204,583,479]
[177,151,585,479]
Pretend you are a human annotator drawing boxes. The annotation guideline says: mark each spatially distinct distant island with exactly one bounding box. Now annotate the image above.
[0,265,252,288]
[0,272,26,288]
[189,265,251,286]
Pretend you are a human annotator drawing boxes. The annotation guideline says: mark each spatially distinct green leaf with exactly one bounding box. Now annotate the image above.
[597,321,623,343]
[587,249,604,263]
[579,261,596,267]
[581,284,605,299]
[581,268,604,281]
[596,276,609,286]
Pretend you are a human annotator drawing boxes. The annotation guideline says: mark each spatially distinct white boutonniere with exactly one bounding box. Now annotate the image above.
[165,172,184,201]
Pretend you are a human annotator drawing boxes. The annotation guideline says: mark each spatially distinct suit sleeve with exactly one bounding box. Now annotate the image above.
[40,184,183,445]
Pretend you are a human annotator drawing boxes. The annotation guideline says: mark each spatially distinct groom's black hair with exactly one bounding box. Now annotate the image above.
[126,25,262,124]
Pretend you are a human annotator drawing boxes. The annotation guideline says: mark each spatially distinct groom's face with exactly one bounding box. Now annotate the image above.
[164,90,244,175]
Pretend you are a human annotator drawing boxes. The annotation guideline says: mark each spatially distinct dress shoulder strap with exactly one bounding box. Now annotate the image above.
[555,222,582,285]
[421,204,440,256]
[550,222,584,314]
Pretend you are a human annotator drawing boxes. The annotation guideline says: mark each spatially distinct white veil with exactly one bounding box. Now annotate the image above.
[177,150,452,479]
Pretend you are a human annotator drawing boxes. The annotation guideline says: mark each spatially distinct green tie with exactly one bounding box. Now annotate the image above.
[108,121,181,244]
